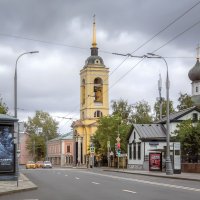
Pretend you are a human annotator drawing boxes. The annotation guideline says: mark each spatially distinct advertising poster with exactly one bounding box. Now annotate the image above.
[0,125,15,173]
[149,153,162,171]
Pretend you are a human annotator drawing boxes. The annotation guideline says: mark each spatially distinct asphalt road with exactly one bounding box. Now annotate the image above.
[1,168,200,200]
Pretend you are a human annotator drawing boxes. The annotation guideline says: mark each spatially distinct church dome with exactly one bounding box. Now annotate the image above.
[85,55,104,65]
[188,59,200,81]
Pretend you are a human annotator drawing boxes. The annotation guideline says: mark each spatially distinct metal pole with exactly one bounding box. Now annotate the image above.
[147,53,173,175]
[14,51,39,186]
[163,58,173,175]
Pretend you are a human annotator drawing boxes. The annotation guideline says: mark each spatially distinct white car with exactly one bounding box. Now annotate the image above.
[43,161,52,168]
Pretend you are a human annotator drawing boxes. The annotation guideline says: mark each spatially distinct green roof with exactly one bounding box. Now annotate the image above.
[0,114,18,122]
[48,131,73,142]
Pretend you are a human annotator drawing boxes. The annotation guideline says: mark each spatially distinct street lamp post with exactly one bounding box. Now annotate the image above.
[147,53,173,175]
[14,51,39,118]
[14,51,39,186]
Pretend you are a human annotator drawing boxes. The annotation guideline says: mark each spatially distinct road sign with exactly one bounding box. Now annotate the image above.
[116,136,121,143]
[90,147,95,153]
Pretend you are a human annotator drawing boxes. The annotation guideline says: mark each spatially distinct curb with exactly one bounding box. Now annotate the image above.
[103,169,200,182]
[0,185,38,196]
[0,173,38,196]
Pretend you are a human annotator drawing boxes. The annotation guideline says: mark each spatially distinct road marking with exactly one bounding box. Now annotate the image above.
[123,189,137,194]
[91,182,100,185]
[65,174,68,176]
[75,177,80,179]
[79,171,200,192]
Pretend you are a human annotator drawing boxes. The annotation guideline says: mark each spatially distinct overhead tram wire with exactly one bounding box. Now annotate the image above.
[109,17,200,94]
[22,1,200,129]
[152,18,200,53]
[128,0,200,55]
[0,32,113,55]
[59,2,200,128]
[110,0,200,81]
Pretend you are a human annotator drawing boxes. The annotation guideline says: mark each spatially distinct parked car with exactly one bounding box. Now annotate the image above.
[36,161,44,168]
[26,161,36,169]
[43,161,52,168]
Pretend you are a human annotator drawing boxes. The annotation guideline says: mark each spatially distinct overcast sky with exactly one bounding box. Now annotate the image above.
[0,0,200,134]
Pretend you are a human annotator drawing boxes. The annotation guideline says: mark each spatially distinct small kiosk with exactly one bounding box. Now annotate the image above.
[0,114,18,181]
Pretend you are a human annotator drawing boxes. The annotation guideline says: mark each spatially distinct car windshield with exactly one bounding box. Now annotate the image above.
[44,161,51,164]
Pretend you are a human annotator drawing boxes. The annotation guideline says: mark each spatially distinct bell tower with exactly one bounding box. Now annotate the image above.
[72,16,109,164]
[80,16,109,120]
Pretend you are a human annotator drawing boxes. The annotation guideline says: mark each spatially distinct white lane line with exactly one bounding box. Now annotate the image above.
[79,171,200,192]
[75,177,80,179]
[123,189,137,194]
[91,182,100,185]
[65,174,68,176]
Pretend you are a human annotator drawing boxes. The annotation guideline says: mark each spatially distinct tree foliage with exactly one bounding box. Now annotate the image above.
[131,100,153,124]
[93,115,131,155]
[25,110,59,161]
[0,95,8,114]
[177,93,193,111]
[111,99,132,123]
[154,98,175,121]
[174,120,200,162]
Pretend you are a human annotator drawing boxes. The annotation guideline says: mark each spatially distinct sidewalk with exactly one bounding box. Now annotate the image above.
[103,168,200,182]
[0,173,37,196]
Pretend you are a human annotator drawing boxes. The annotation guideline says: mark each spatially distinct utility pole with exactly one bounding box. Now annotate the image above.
[158,74,163,120]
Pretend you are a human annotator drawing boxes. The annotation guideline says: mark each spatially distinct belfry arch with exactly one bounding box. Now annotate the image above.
[94,77,103,103]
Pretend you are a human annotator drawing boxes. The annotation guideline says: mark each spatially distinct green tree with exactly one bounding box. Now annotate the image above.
[25,110,59,161]
[154,98,175,121]
[131,100,153,123]
[177,93,193,111]
[93,115,131,155]
[174,119,200,162]
[0,95,8,114]
[111,99,132,123]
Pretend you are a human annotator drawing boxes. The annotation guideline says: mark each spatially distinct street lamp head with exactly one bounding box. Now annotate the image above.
[30,51,39,54]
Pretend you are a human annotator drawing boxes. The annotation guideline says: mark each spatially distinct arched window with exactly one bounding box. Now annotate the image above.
[81,79,85,105]
[94,110,103,118]
[94,78,103,103]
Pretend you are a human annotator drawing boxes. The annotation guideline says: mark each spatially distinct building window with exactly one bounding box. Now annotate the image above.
[81,79,85,105]
[133,142,136,160]
[94,110,103,118]
[67,145,70,153]
[138,143,141,160]
[134,131,136,140]
[129,143,132,159]
[196,86,198,93]
[192,113,198,122]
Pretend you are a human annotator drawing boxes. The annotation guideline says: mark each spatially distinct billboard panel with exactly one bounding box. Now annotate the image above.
[149,153,162,171]
[0,125,15,173]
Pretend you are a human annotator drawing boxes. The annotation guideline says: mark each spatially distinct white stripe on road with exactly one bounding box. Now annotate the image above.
[79,171,200,192]
[91,182,100,185]
[75,177,80,179]
[123,189,137,194]
[65,174,68,176]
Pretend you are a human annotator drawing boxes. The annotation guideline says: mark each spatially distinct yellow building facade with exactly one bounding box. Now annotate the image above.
[72,18,109,164]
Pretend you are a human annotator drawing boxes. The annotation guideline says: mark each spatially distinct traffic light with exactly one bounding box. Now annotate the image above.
[117,148,121,156]
[117,143,120,149]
